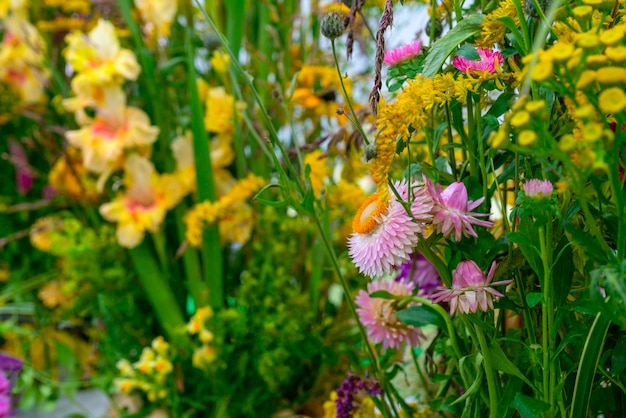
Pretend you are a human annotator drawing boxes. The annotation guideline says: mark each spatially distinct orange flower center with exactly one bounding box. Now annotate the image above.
[352,193,388,234]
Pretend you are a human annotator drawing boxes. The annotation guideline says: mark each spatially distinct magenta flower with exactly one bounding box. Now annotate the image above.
[424,175,493,241]
[356,279,422,350]
[395,252,440,297]
[431,261,512,315]
[0,395,10,418]
[384,40,422,66]
[348,181,433,278]
[452,48,503,74]
[8,139,34,196]
[522,179,553,200]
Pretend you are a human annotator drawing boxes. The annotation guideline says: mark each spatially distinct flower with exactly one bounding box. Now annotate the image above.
[522,179,553,200]
[395,252,440,296]
[135,0,178,37]
[383,40,422,66]
[453,47,503,74]
[348,181,433,278]
[334,372,382,418]
[204,87,243,134]
[431,261,512,314]
[598,87,626,114]
[355,279,422,349]
[64,19,140,86]
[424,176,493,241]
[304,150,329,196]
[99,155,184,248]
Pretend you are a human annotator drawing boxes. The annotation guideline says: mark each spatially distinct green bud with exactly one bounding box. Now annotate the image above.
[321,12,345,40]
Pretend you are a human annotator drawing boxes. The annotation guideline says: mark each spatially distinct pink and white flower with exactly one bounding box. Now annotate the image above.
[431,260,512,315]
[424,175,493,241]
[522,179,553,200]
[384,40,422,66]
[348,181,433,278]
[355,279,422,350]
[452,48,503,74]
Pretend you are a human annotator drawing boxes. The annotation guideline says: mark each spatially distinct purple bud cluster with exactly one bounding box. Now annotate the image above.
[335,372,383,418]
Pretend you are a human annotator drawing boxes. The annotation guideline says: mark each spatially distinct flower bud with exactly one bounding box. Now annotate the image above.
[321,12,345,40]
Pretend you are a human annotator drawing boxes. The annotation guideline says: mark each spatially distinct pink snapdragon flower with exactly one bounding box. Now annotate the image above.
[348,180,433,278]
[384,40,422,66]
[355,279,422,350]
[452,48,503,74]
[522,179,553,200]
[431,261,512,315]
[424,176,493,241]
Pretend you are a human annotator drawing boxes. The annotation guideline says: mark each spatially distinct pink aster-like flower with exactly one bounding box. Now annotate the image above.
[384,40,422,66]
[348,181,433,278]
[522,179,553,200]
[452,48,503,74]
[355,279,422,350]
[424,175,493,241]
[431,260,512,315]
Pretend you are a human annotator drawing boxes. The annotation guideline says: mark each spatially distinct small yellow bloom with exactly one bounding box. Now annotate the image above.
[151,336,169,355]
[525,100,545,114]
[153,357,172,375]
[531,61,553,82]
[488,129,508,148]
[304,150,329,197]
[598,87,626,114]
[600,27,624,46]
[204,87,244,134]
[576,70,596,90]
[210,50,230,74]
[605,45,626,63]
[572,5,593,21]
[199,329,214,344]
[518,130,537,147]
[595,66,626,85]
[510,110,531,128]
[116,359,134,376]
[549,42,575,62]
[586,54,609,68]
[192,345,216,370]
[559,134,577,152]
[576,32,600,50]
[135,0,178,37]
[582,123,603,143]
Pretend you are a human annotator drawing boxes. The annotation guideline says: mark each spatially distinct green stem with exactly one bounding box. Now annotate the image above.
[129,242,189,346]
[474,324,499,418]
[417,240,452,287]
[476,88,489,204]
[185,26,224,309]
[539,224,555,415]
[411,296,462,359]
[331,40,370,146]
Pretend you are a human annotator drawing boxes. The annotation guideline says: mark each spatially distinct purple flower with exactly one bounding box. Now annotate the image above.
[384,40,422,66]
[8,139,34,196]
[424,176,493,241]
[396,253,440,296]
[0,395,10,418]
[522,179,553,200]
[335,372,382,418]
[431,261,512,314]
[452,48,503,74]
[0,374,8,396]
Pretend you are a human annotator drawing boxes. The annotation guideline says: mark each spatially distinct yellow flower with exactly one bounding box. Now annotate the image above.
[304,150,329,196]
[0,16,48,103]
[576,70,596,90]
[38,280,69,308]
[153,357,172,375]
[531,60,553,82]
[192,345,216,370]
[510,110,530,128]
[290,64,351,120]
[199,329,214,344]
[605,45,626,62]
[65,89,159,173]
[114,378,137,394]
[600,26,624,46]
[48,147,100,202]
[204,87,243,134]
[64,19,140,87]
[43,0,90,14]
[548,42,575,62]
[135,0,178,37]
[210,50,230,74]
[29,216,63,252]
[151,336,169,355]
[518,130,537,147]
[595,66,626,85]
[116,359,134,376]
[598,87,626,114]
[99,155,184,248]
[576,32,600,49]
[476,0,519,48]
[218,202,255,245]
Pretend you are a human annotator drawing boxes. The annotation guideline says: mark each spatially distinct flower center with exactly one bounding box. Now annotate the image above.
[352,194,388,234]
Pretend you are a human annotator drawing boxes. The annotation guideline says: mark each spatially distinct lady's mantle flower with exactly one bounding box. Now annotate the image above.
[453,47,503,74]
[384,40,422,66]
[424,175,493,241]
[348,181,433,278]
[431,261,512,314]
[355,279,422,350]
[100,155,183,248]
[522,179,553,200]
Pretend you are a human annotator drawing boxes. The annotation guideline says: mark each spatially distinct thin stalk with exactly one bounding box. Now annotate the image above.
[466,93,477,178]
[331,40,370,146]
[445,103,458,179]
[411,349,431,399]
[410,296,462,359]
[417,240,452,287]
[475,88,489,204]
[539,224,555,415]
[474,324,499,418]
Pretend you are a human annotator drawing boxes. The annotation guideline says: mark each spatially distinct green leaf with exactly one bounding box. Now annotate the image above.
[370,290,398,299]
[422,14,485,78]
[452,353,483,405]
[396,305,446,329]
[489,341,537,391]
[570,313,611,418]
[455,44,481,60]
[611,336,626,375]
[512,393,550,418]
[526,292,543,308]
[486,92,516,119]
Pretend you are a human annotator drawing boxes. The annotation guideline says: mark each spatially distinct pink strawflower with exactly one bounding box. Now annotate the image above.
[431,261,512,315]
[452,48,503,74]
[384,40,422,66]
[522,179,553,200]
[424,175,493,241]
[348,181,433,278]
[356,279,422,350]
[0,373,8,395]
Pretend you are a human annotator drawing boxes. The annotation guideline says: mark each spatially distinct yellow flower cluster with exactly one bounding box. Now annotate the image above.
[291,64,352,121]
[204,86,245,135]
[135,0,178,38]
[186,307,217,371]
[114,336,174,403]
[304,150,330,197]
[373,74,472,200]
[0,13,48,103]
[42,0,90,14]
[322,391,435,418]
[184,174,266,247]
[476,0,520,48]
